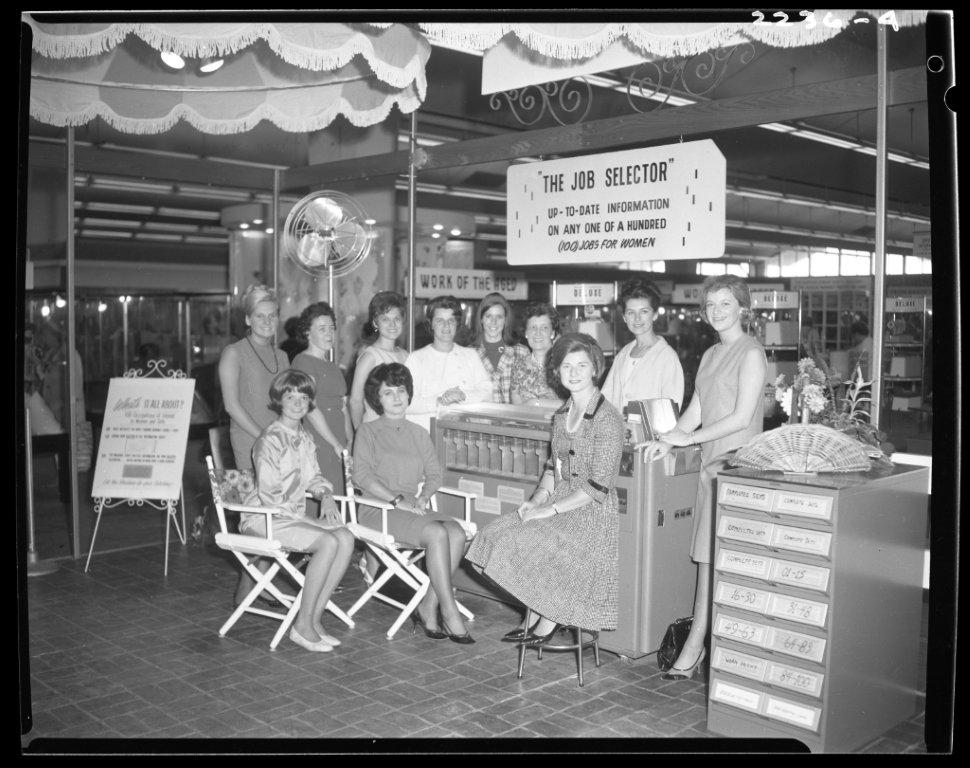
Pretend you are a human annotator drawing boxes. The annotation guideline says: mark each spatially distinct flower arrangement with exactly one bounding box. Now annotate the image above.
[774,358,894,459]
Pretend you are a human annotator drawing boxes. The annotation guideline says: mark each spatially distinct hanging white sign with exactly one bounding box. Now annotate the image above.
[555,283,614,306]
[91,377,196,500]
[507,139,725,265]
[750,291,799,310]
[414,267,528,300]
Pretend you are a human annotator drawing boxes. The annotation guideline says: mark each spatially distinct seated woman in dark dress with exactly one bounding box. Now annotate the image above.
[351,363,475,644]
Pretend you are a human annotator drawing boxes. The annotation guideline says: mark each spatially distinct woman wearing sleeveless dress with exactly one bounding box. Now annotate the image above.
[218,285,290,471]
[292,302,353,494]
[348,291,408,429]
[641,275,766,680]
[217,284,291,605]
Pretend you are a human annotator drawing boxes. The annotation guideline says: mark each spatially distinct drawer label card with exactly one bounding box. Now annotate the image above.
[712,646,768,682]
[496,485,525,506]
[766,662,824,698]
[715,581,771,614]
[718,516,773,545]
[764,696,821,731]
[770,525,832,557]
[767,627,826,663]
[458,479,485,497]
[473,496,501,515]
[769,559,831,592]
[718,549,771,579]
[773,491,833,521]
[767,594,828,628]
[719,483,774,511]
[714,614,769,647]
[711,679,764,712]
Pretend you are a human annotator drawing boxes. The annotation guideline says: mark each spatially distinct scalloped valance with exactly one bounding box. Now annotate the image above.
[24,17,430,134]
[420,12,929,59]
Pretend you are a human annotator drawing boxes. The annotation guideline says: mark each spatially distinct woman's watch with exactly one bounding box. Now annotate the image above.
[389,493,405,507]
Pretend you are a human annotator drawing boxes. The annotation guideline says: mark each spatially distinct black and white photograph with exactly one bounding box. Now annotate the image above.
[17,9,959,755]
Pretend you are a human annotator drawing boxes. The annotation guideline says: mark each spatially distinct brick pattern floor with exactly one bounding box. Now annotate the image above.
[22,540,927,752]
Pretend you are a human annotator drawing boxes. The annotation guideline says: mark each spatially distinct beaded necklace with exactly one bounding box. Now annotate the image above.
[245,334,280,374]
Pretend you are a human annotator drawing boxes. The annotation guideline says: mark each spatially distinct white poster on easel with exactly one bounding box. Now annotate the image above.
[91,377,196,500]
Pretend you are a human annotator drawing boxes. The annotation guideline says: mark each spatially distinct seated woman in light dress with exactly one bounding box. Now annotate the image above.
[245,369,355,653]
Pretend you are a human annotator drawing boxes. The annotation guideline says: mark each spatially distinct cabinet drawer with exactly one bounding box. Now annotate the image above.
[770,524,832,558]
[768,558,831,593]
[709,673,823,733]
[764,694,822,732]
[765,659,825,699]
[772,489,833,521]
[713,611,771,649]
[766,625,827,664]
[717,548,771,580]
[714,580,772,614]
[711,642,769,683]
[718,482,774,512]
[765,593,828,629]
[717,515,774,547]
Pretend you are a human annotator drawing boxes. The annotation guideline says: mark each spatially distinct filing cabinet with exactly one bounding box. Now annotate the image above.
[706,464,928,752]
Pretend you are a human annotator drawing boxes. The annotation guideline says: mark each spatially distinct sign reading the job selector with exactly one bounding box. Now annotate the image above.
[506,140,725,265]
[91,377,195,500]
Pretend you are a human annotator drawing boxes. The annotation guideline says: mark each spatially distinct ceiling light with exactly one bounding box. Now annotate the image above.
[239,222,249,230]
[432,223,444,231]
[265,227,274,234]
[160,51,186,70]
[252,219,263,225]
[431,232,441,239]
[450,228,461,237]
[40,305,50,317]
[199,57,224,74]
[364,218,376,225]
[97,302,107,312]
[55,296,66,308]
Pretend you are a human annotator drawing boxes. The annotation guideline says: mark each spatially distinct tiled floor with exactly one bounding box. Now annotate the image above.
[22,537,929,753]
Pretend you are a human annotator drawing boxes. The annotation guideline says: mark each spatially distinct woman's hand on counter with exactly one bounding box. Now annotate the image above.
[437,387,466,406]
[659,428,694,447]
[638,440,673,462]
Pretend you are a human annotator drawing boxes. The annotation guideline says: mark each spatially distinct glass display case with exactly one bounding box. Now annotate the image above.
[882,295,931,421]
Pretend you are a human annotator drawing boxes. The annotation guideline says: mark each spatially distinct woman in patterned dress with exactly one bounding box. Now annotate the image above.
[510,303,564,407]
[472,292,529,404]
[641,274,766,679]
[292,302,353,494]
[466,333,624,644]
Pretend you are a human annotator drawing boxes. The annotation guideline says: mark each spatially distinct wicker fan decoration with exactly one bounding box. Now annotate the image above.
[730,424,872,474]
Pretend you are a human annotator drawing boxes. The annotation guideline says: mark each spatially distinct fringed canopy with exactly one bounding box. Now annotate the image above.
[420,14,929,59]
[25,17,430,134]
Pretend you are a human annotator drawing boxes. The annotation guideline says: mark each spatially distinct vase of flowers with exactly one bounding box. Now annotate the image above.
[774,358,894,460]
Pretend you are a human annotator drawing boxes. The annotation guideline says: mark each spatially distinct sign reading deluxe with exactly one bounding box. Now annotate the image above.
[414,267,528,300]
[507,139,726,265]
[91,377,195,500]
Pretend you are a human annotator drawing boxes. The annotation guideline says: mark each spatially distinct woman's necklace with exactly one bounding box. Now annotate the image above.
[246,334,280,374]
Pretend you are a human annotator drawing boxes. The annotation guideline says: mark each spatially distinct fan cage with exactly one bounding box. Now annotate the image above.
[281,190,375,278]
[730,424,873,475]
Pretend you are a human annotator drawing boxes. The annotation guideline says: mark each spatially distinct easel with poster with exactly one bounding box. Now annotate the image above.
[86,360,195,576]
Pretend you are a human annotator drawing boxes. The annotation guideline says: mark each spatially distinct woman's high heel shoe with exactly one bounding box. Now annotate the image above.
[411,612,447,640]
[501,625,536,643]
[661,646,707,680]
[440,614,476,645]
[518,623,560,648]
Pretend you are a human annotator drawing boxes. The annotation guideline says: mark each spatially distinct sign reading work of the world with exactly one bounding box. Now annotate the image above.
[91,377,195,500]
[506,139,726,265]
[414,267,527,300]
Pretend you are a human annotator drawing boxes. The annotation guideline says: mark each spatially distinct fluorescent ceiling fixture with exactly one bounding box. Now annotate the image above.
[199,57,224,74]
[178,184,253,201]
[727,219,910,248]
[183,235,228,244]
[397,134,448,148]
[395,180,506,202]
[135,232,183,242]
[727,185,930,225]
[77,217,141,228]
[143,222,205,233]
[790,130,858,149]
[908,160,930,170]
[79,229,134,239]
[90,177,173,193]
[160,51,186,70]
[156,207,220,220]
[80,201,157,214]
[760,122,797,133]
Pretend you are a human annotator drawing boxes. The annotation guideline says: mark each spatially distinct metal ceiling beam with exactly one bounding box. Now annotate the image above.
[29,141,276,189]
[277,66,924,190]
